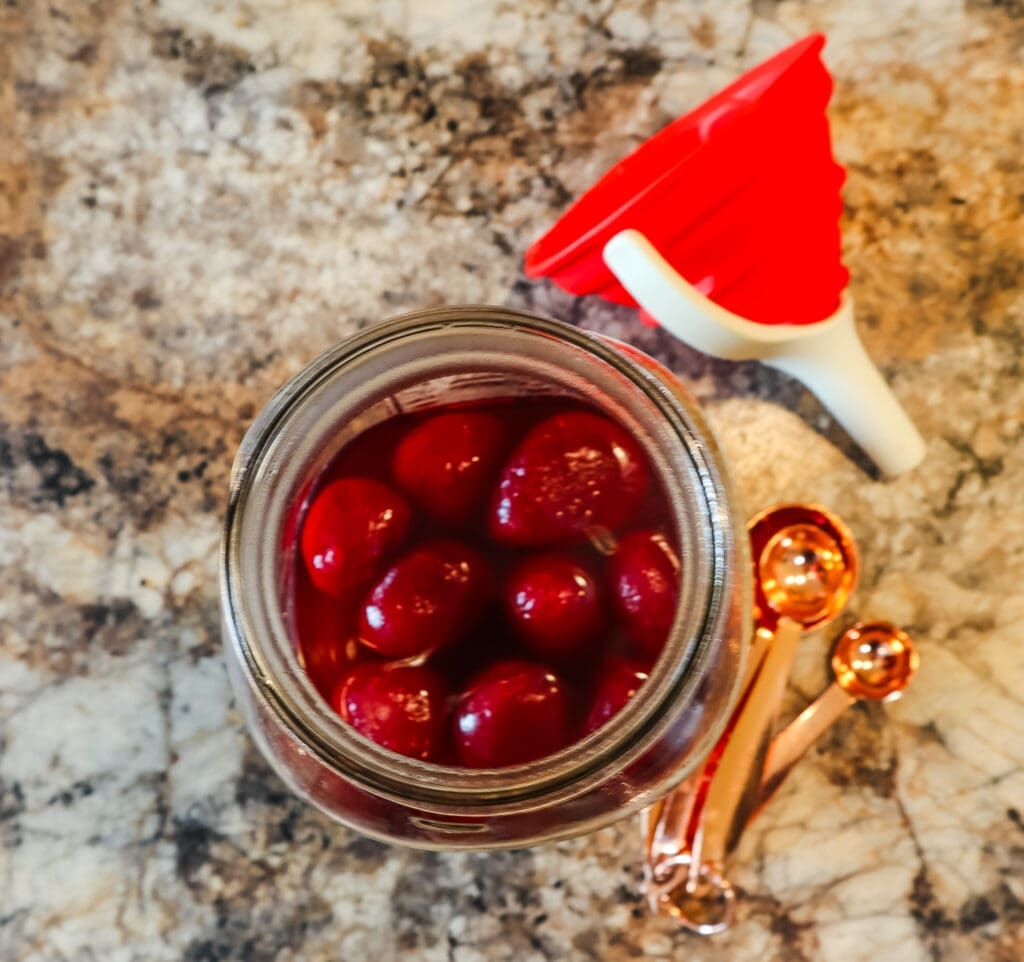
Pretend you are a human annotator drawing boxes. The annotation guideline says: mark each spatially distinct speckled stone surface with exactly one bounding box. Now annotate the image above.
[2,0,1023,959]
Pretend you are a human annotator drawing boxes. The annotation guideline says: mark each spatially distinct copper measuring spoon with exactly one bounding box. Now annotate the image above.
[647,504,858,933]
[757,621,918,810]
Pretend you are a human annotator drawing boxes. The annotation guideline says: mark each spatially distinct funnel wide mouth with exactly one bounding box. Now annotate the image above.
[525,34,848,326]
[525,34,828,277]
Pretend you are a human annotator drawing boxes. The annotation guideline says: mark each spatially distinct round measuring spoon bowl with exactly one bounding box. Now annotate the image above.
[748,503,858,631]
[832,621,918,702]
[759,523,847,624]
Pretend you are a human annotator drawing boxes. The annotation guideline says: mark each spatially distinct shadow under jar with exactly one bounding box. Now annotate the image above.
[221,306,750,849]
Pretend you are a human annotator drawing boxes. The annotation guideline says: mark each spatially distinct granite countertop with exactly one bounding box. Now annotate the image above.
[2,0,1023,959]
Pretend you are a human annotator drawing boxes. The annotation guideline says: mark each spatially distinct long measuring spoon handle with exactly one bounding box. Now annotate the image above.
[758,683,854,807]
[697,617,803,867]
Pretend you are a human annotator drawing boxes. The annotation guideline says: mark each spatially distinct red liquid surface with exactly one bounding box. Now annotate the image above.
[287,397,682,767]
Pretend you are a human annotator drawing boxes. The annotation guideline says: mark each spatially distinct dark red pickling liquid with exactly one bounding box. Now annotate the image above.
[287,396,682,768]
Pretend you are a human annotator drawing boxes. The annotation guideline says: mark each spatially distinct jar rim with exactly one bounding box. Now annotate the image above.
[221,305,749,815]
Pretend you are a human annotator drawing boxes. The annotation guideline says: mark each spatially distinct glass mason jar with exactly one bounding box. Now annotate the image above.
[221,306,749,849]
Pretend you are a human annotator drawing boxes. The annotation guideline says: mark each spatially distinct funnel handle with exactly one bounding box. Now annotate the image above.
[603,230,762,360]
[604,229,926,477]
[765,309,926,477]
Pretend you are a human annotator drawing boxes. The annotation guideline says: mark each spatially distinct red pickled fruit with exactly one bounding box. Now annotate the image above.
[609,530,681,658]
[392,410,506,524]
[302,633,348,697]
[300,478,411,599]
[359,540,490,659]
[504,553,601,660]
[454,660,570,767]
[490,411,648,546]
[331,663,448,761]
[294,568,353,696]
[583,658,650,734]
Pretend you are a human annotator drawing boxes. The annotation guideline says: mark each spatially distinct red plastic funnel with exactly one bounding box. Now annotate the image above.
[524,34,848,326]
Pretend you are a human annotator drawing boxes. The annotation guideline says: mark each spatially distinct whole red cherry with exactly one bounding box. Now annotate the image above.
[359,540,490,658]
[454,660,570,767]
[503,553,601,660]
[392,410,506,524]
[301,633,348,698]
[490,411,647,546]
[294,568,353,696]
[609,530,681,659]
[300,478,411,599]
[583,658,650,734]
[331,663,448,761]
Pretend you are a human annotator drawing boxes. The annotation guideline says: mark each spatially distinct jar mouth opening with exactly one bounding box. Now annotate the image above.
[222,306,746,812]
